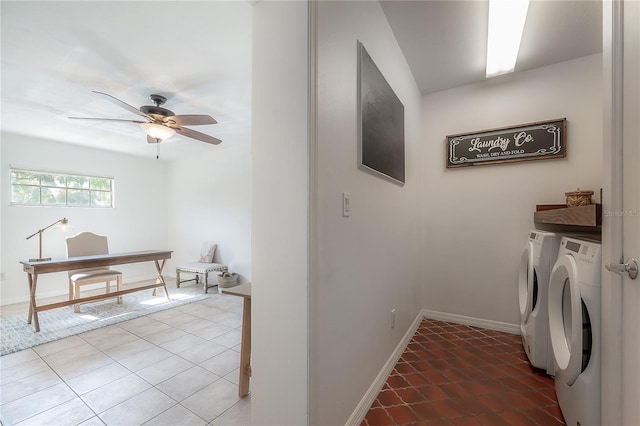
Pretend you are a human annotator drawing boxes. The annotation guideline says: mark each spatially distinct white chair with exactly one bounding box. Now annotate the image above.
[66,232,122,313]
[175,242,227,293]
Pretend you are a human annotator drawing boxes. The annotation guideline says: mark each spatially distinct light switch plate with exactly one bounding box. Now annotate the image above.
[342,192,351,217]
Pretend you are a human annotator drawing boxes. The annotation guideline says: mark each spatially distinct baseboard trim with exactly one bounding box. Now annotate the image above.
[345,310,425,426]
[345,309,521,425]
[422,309,521,335]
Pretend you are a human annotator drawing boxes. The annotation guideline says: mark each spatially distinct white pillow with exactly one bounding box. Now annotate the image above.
[199,242,217,263]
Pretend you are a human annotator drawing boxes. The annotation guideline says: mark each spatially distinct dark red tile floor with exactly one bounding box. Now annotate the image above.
[362,318,565,425]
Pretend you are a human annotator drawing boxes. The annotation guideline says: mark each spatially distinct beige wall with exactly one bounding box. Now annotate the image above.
[251,1,310,424]
[421,54,603,325]
[313,1,424,424]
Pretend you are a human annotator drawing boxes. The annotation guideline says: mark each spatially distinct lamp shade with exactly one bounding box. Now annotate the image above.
[140,123,176,140]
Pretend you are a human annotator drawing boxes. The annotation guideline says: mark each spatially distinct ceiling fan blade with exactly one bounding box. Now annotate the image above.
[174,127,222,145]
[164,115,217,126]
[69,117,146,124]
[92,91,151,119]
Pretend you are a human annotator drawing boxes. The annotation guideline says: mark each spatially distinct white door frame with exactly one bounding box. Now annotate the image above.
[601,1,623,424]
[602,0,640,424]
[619,1,640,422]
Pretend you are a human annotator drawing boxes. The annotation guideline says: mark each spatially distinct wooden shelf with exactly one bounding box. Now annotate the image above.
[534,204,601,232]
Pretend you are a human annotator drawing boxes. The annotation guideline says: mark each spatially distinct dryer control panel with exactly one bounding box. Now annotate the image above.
[559,237,602,281]
[566,240,581,253]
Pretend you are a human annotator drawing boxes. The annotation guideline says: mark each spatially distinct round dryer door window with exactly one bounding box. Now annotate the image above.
[519,242,534,322]
[548,255,582,385]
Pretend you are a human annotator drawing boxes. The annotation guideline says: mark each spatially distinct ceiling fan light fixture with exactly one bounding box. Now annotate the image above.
[140,122,175,140]
[486,0,530,78]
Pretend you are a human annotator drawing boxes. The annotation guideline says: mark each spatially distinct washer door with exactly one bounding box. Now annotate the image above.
[518,242,534,322]
[548,254,582,385]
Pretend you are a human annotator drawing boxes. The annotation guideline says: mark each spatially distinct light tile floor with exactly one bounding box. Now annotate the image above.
[0,283,251,426]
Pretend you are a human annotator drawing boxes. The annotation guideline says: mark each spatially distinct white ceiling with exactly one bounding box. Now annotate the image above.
[380,0,603,95]
[1,1,602,160]
[1,1,253,160]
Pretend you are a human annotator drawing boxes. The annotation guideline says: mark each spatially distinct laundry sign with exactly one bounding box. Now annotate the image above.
[446,118,566,168]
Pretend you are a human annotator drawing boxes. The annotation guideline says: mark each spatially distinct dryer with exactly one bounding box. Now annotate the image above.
[548,236,601,426]
[519,230,560,375]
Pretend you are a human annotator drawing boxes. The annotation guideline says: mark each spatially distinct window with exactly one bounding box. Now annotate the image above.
[10,169,114,207]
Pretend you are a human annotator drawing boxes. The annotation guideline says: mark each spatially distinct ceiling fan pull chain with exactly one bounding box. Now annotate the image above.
[157,142,160,160]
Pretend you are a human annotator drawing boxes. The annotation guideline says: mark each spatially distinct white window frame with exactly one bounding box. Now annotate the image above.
[10,168,114,208]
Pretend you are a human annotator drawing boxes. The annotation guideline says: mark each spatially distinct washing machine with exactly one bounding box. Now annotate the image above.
[519,230,561,375]
[548,236,601,426]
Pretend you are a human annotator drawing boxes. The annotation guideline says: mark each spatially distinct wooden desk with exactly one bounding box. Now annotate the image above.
[220,282,251,397]
[20,250,172,332]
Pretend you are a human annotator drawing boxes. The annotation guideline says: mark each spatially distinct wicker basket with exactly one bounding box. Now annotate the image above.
[217,272,239,288]
[565,189,594,207]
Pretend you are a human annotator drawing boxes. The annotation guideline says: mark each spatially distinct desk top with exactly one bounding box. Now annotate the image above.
[220,282,252,299]
[21,250,172,274]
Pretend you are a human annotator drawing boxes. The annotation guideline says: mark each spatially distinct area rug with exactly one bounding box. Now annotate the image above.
[0,285,211,356]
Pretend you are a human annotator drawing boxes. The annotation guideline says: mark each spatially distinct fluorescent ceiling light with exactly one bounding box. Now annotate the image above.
[486,0,530,78]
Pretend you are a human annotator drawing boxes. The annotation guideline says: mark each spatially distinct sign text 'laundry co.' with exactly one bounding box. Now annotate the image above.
[446,118,566,168]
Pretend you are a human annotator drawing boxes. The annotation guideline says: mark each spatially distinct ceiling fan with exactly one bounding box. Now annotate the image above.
[70,91,221,158]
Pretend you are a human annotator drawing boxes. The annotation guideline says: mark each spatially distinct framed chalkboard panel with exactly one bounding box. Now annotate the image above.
[358,41,405,185]
[446,118,566,168]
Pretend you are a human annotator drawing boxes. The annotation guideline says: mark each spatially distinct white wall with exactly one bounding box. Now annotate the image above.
[1,133,168,304]
[251,1,309,424]
[313,1,424,424]
[165,145,251,282]
[421,54,603,326]
[0,137,3,298]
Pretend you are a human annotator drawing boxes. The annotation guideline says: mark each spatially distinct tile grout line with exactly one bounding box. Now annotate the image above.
[1,295,247,426]
[362,318,565,425]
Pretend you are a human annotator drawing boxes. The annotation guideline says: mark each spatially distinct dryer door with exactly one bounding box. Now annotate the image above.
[548,255,582,384]
[519,242,534,322]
